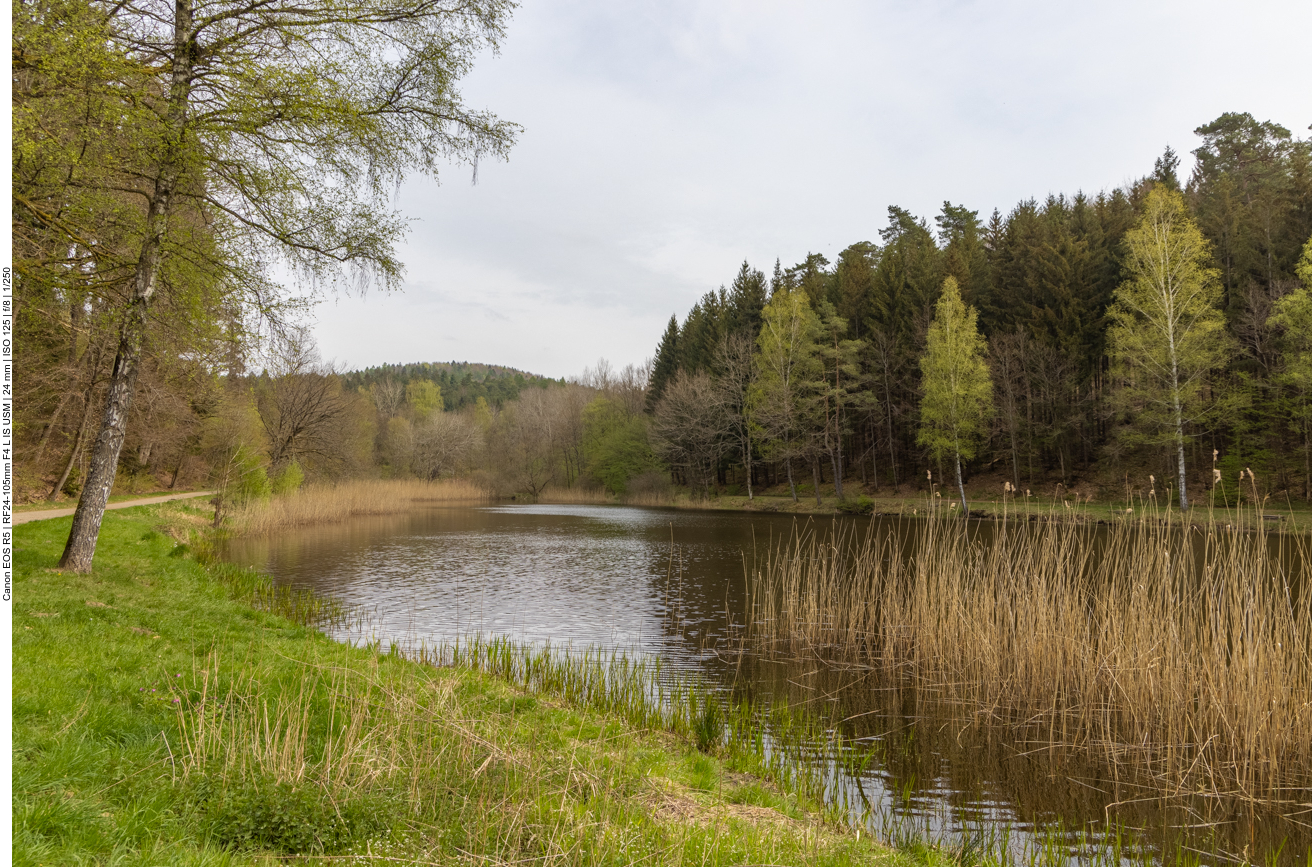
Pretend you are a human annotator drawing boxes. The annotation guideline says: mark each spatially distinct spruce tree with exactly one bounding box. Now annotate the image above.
[646,315,682,412]
[726,262,768,338]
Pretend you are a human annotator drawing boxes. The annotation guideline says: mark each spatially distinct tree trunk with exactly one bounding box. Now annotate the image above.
[812,459,822,506]
[884,383,898,489]
[1172,391,1190,512]
[743,436,753,501]
[1008,421,1020,489]
[1303,411,1311,502]
[33,391,73,468]
[170,450,186,489]
[59,0,194,571]
[830,450,843,500]
[59,304,153,569]
[785,458,797,503]
[49,424,86,501]
[1175,436,1190,511]
[955,452,969,516]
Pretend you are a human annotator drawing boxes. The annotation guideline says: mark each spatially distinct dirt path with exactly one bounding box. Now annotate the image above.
[14,491,215,525]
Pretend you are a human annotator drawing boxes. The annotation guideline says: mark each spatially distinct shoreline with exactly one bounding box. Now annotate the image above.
[12,503,911,866]
[539,487,1312,533]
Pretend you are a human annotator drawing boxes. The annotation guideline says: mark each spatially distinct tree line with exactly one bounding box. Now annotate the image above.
[642,114,1312,507]
[340,363,562,413]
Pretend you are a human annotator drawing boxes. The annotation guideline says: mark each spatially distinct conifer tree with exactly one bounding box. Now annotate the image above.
[917,277,993,514]
[646,315,682,412]
[726,262,768,338]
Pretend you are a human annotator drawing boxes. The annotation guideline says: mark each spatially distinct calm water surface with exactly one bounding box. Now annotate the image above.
[226,503,1307,866]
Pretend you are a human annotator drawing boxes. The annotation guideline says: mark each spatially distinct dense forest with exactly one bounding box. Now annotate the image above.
[642,115,1312,506]
[340,363,561,413]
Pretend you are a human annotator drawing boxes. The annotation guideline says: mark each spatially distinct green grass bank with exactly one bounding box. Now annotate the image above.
[12,505,924,866]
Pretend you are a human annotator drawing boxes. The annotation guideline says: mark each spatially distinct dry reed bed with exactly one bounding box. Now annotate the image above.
[538,486,616,505]
[538,486,680,508]
[748,505,1312,807]
[230,478,490,535]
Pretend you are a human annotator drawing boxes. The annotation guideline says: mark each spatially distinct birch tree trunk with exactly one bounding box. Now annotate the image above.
[59,0,194,571]
[955,452,969,516]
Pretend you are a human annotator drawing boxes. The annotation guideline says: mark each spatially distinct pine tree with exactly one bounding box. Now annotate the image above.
[918,277,993,514]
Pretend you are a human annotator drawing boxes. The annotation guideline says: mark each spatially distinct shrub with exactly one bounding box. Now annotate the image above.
[196,777,388,855]
[231,446,271,504]
[837,494,874,515]
[60,465,81,498]
[271,460,305,496]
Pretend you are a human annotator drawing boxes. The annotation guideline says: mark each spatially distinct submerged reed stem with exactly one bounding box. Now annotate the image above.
[747,506,1312,809]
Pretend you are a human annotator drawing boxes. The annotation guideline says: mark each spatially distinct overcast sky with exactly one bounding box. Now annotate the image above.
[309,0,1312,380]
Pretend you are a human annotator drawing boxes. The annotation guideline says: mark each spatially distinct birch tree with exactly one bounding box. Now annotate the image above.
[1107,187,1231,510]
[48,0,518,570]
[917,277,993,514]
[1270,237,1312,500]
[747,287,822,503]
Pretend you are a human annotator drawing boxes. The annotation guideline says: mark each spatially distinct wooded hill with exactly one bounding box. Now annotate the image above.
[339,362,562,412]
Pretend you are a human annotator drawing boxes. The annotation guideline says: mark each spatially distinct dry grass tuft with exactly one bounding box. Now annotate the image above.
[749,500,1312,811]
[538,485,615,505]
[623,489,681,508]
[228,478,489,535]
[535,486,682,508]
[173,652,461,802]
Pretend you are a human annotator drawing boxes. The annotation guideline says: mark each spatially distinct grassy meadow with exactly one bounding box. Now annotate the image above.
[12,504,919,866]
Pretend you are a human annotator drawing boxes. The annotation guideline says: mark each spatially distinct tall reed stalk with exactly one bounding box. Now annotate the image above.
[748,499,1312,808]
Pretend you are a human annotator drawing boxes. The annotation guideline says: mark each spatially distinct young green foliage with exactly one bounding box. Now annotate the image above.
[917,277,993,512]
[582,398,661,495]
[53,0,519,570]
[405,379,443,422]
[1270,237,1312,499]
[748,288,823,503]
[1107,187,1232,510]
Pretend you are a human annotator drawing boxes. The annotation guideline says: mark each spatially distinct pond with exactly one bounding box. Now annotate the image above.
[225,503,1309,866]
